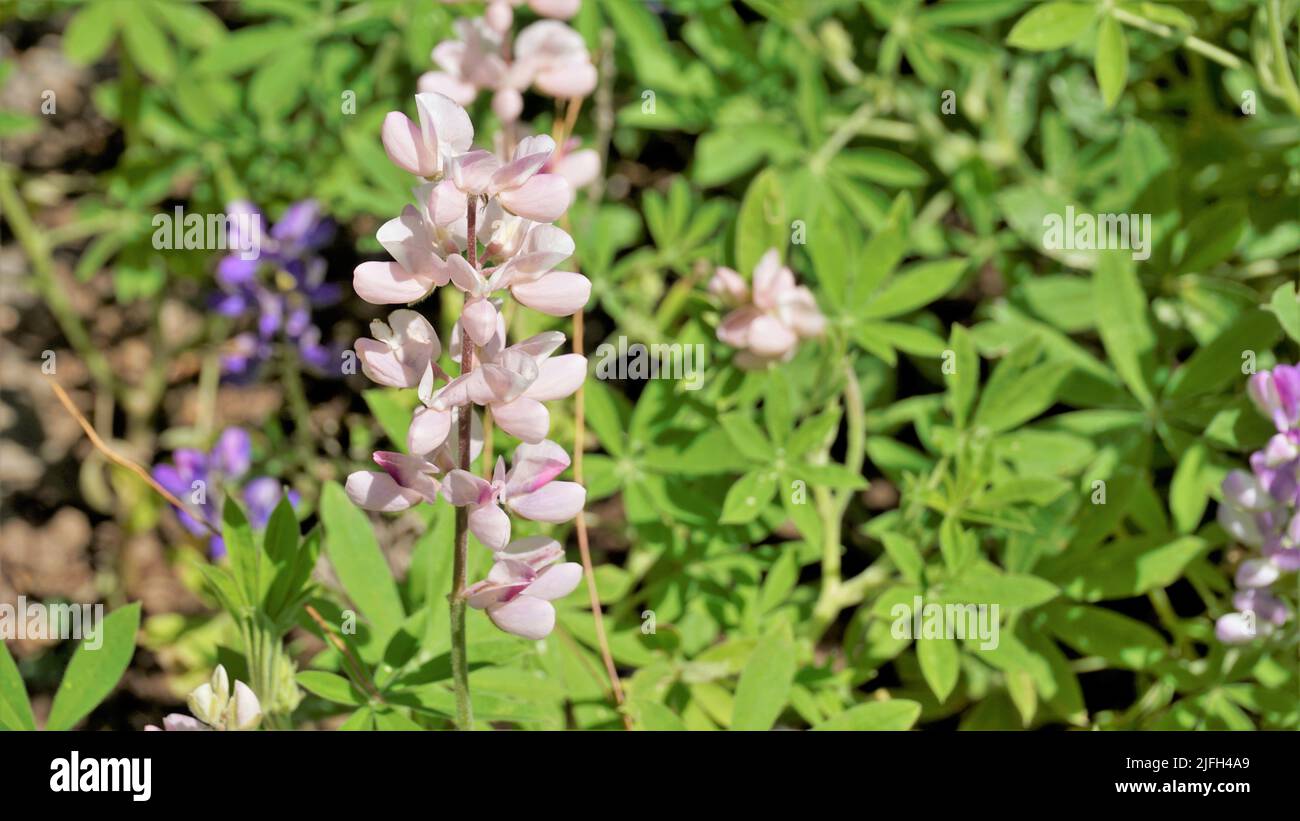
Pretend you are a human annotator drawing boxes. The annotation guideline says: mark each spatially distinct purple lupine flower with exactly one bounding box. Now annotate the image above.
[213,199,345,381]
[153,428,297,559]
[1216,364,1300,643]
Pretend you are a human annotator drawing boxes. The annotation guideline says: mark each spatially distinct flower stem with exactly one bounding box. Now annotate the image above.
[449,199,478,731]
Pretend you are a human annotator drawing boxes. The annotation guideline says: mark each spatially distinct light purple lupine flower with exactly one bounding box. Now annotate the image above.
[1216,364,1300,643]
[213,200,344,381]
[152,428,298,559]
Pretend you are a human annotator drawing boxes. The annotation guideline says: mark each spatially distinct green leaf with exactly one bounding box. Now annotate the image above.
[719,412,772,462]
[917,639,960,703]
[1169,442,1208,534]
[121,13,176,82]
[812,700,921,730]
[320,481,405,645]
[881,533,925,585]
[297,671,365,706]
[1042,535,1206,601]
[720,470,778,524]
[946,324,978,429]
[1007,2,1097,51]
[861,259,966,320]
[0,642,35,730]
[1266,282,1300,343]
[1042,603,1167,670]
[938,570,1059,610]
[734,168,786,275]
[222,499,260,609]
[63,0,119,64]
[1095,16,1128,108]
[759,549,799,613]
[363,389,418,450]
[731,628,796,730]
[1164,309,1282,399]
[46,603,141,731]
[1093,251,1154,406]
[633,699,688,730]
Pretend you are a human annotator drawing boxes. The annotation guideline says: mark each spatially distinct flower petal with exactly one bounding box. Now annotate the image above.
[525,562,582,601]
[491,396,551,443]
[524,354,586,401]
[353,260,435,304]
[508,480,586,523]
[486,595,556,639]
[345,471,422,512]
[498,174,570,222]
[511,271,590,316]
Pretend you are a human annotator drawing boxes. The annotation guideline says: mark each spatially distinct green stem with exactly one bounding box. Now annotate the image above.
[279,344,315,459]
[1267,0,1300,115]
[0,164,118,396]
[1110,7,1244,71]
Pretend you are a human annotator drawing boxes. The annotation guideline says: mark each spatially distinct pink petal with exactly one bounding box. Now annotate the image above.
[353,261,435,305]
[487,596,556,639]
[499,535,564,568]
[506,439,571,495]
[373,451,441,502]
[508,480,586,523]
[446,253,482,294]
[553,148,600,191]
[534,61,597,98]
[408,406,453,454]
[346,471,422,512]
[511,271,590,316]
[355,339,411,388]
[506,224,574,278]
[465,577,530,609]
[441,469,493,506]
[498,174,571,222]
[469,502,512,550]
[510,331,566,361]
[452,149,501,196]
[709,266,749,305]
[491,396,550,443]
[381,111,435,176]
[423,180,469,228]
[491,135,556,191]
[415,91,474,156]
[717,306,761,348]
[524,354,586,401]
[746,315,799,358]
[528,0,580,19]
[525,562,583,601]
[417,71,478,107]
[377,206,437,280]
[162,714,211,732]
[461,298,500,347]
[492,87,523,122]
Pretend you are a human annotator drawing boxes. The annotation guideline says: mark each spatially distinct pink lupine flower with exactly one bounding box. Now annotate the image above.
[445,220,588,346]
[451,135,571,222]
[431,329,586,443]
[490,220,590,316]
[463,535,582,639]
[354,309,446,390]
[381,92,475,179]
[513,20,597,99]
[544,138,601,203]
[353,181,473,305]
[346,408,484,512]
[419,16,595,124]
[442,439,585,550]
[710,248,826,369]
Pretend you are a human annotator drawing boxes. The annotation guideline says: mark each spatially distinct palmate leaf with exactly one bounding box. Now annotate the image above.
[730,627,796,730]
